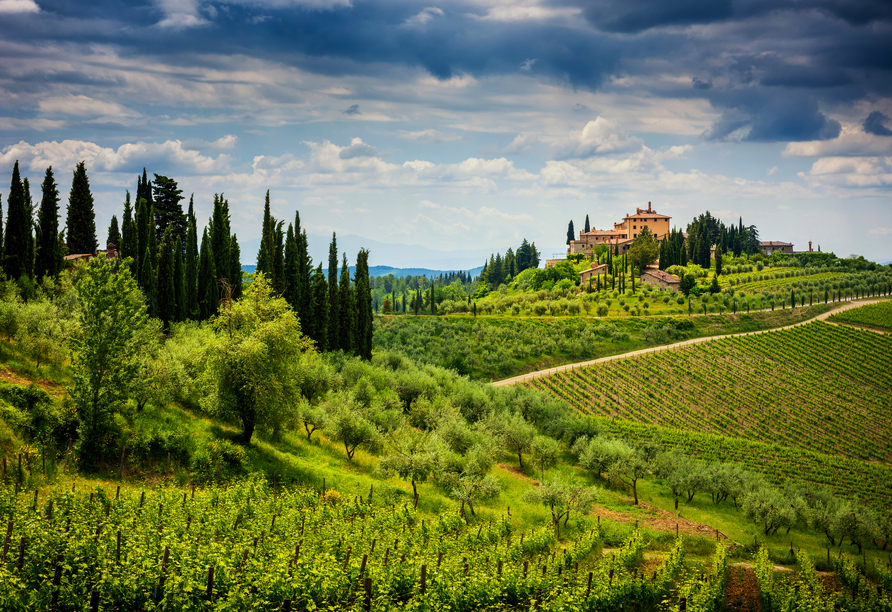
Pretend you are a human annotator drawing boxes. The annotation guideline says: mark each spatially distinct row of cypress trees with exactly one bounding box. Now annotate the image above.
[2,160,95,286]
[253,191,372,360]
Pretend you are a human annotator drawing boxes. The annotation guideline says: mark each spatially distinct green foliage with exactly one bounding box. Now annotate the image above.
[69,255,148,467]
[830,300,892,330]
[65,161,98,256]
[201,273,315,444]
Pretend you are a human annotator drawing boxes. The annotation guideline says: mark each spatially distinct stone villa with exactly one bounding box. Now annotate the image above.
[568,202,671,257]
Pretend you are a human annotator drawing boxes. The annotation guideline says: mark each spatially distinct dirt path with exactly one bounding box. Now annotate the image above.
[492,298,888,387]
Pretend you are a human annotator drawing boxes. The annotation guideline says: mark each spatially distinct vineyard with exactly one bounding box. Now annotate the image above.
[0,478,705,612]
[830,300,892,331]
[523,322,892,463]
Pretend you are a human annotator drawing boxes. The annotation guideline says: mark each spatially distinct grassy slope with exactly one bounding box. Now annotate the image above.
[375,304,835,380]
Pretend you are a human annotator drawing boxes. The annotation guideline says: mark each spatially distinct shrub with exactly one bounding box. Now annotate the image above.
[190,438,247,483]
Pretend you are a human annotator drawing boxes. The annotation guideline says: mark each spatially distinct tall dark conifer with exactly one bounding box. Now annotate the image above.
[174,237,185,321]
[283,223,298,309]
[297,228,313,336]
[327,232,339,350]
[272,222,285,293]
[35,166,60,280]
[121,191,136,262]
[311,263,328,352]
[23,178,34,278]
[135,198,150,284]
[197,228,217,319]
[584,214,590,233]
[66,161,97,255]
[156,227,176,328]
[354,248,373,361]
[140,235,157,318]
[5,161,29,279]
[210,194,231,286]
[185,198,199,319]
[152,175,186,245]
[256,191,272,276]
[229,233,242,300]
[338,252,354,353]
[107,215,121,247]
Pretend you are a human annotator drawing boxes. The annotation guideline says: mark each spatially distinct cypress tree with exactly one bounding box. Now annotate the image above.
[185,198,199,319]
[135,198,151,287]
[197,228,218,319]
[0,200,4,267]
[107,215,121,247]
[298,228,313,336]
[312,263,328,352]
[272,221,285,292]
[152,174,186,245]
[229,233,242,300]
[35,166,60,281]
[354,248,373,361]
[66,161,97,255]
[140,232,157,318]
[327,232,339,350]
[5,160,29,280]
[23,178,34,279]
[121,191,136,262]
[256,190,272,276]
[283,223,298,309]
[174,237,185,321]
[210,194,231,286]
[714,244,723,276]
[584,214,590,233]
[156,227,176,328]
[338,252,354,353]
[566,220,574,246]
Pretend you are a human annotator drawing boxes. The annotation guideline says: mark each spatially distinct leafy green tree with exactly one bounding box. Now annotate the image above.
[627,226,659,276]
[530,434,561,481]
[35,166,61,281]
[16,299,69,369]
[524,476,599,537]
[324,395,381,460]
[5,161,30,280]
[436,444,500,517]
[379,428,439,497]
[202,273,314,444]
[605,439,651,505]
[742,485,797,536]
[66,161,98,256]
[680,272,696,296]
[489,411,536,469]
[355,248,373,360]
[573,435,622,479]
[69,255,147,466]
[152,174,186,245]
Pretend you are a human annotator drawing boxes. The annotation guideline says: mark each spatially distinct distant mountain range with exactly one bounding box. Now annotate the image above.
[242,264,485,278]
[239,232,561,272]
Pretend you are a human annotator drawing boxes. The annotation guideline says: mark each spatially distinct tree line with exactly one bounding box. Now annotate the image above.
[2,161,374,357]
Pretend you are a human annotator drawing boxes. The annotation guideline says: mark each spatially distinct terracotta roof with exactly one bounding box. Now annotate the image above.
[624,212,671,220]
[581,229,625,236]
[641,269,680,284]
[759,241,793,246]
[63,253,92,261]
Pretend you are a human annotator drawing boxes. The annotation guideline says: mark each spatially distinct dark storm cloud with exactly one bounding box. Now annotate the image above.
[343,104,361,116]
[863,111,892,137]
[0,0,887,144]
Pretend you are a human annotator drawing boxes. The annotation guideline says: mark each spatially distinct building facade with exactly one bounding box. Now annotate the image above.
[568,202,671,257]
[759,241,794,256]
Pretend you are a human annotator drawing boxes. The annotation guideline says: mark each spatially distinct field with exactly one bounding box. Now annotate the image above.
[523,321,892,506]
[830,300,892,331]
[2,479,888,612]
[374,305,835,380]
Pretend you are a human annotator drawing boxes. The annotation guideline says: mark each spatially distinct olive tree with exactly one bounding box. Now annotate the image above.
[524,476,600,538]
[202,273,314,444]
[379,428,439,497]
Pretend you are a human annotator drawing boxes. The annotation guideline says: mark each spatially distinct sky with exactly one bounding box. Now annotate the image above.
[0,0,890,267]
